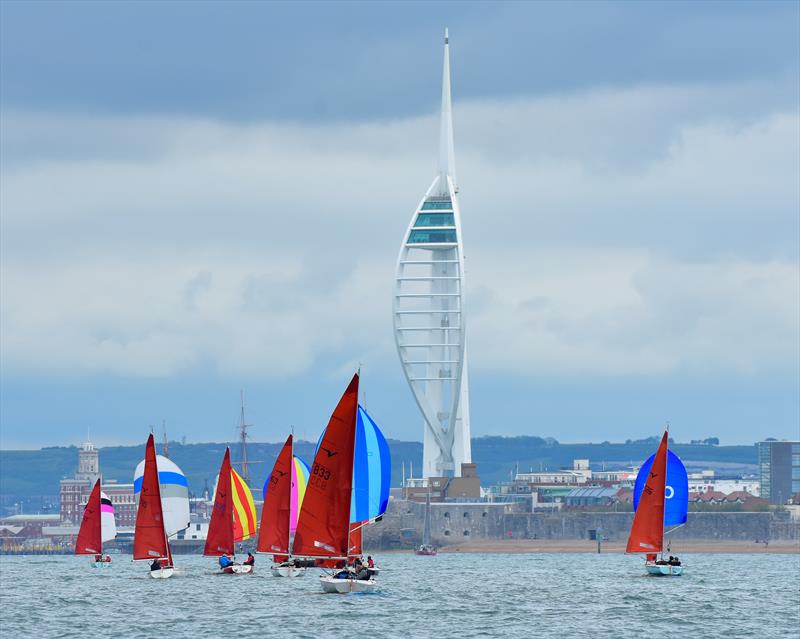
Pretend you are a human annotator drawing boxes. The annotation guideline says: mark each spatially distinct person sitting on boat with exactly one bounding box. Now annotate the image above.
[95,554,102,563]
[355,566,371,580]
[668,556,681,566]
[219,554,234,570]
[244,552,255,566]
[150,559,162,571]
[353,557,363,572]
[367,556,374,569]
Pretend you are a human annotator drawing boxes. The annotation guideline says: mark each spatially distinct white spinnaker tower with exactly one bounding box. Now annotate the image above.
[393,29,471,478]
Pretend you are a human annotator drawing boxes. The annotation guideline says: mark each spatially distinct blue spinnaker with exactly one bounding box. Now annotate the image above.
[315,404,391,523]
[633,449,688,527]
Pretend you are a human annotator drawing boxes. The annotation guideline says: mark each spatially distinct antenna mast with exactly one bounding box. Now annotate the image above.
[239,390,251,484]
[162,420,169,458]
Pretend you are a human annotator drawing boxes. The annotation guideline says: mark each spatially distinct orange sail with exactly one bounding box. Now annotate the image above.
[293,373,359,560]
[133,434,169,561]
[257,434,293,559]
[75,479,102,555]
[626,431,668,553]
[204,448,235,556]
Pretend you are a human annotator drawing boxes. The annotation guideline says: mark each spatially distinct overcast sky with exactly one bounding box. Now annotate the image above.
[1,0,798,449]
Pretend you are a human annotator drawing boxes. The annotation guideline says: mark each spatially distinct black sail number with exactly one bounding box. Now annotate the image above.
[311,462,333,489]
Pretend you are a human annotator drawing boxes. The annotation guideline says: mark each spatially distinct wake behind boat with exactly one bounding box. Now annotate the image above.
[626,429,689,576]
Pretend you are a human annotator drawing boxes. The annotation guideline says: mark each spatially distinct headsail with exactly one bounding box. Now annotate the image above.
[75,479,102,555]
[204,448,234,556]
[134,453,190,538]
[100,491,116,544]
[634,449,688,527]
[133,434,169,560]
[626,431,668,553]
[351,406,392,523]
[231,467,256,542]
[293,373,359,559]
[291,456,310,536]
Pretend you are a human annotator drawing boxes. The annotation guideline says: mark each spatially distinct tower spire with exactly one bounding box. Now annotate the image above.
[438,27,456,194]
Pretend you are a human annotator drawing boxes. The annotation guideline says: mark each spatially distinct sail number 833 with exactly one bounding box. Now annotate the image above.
[311,463,333,489]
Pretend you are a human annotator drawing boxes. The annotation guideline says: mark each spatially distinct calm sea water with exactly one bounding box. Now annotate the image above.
[1,552,798,638]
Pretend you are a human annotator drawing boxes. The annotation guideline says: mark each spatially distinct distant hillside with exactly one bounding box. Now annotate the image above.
[0,437,757,512]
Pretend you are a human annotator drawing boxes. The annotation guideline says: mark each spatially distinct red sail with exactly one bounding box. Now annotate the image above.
[626,431,669,553]
[204,447,235,556]
[293,373,359,559]
[75,479,102,555]
[257,434,293,557]
[133,434,169,560]
[348,522,362,559]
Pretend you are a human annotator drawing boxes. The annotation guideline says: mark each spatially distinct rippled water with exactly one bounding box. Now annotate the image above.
[1,552,798,638]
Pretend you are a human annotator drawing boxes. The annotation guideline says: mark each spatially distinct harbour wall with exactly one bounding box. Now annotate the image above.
[364,500,800,549]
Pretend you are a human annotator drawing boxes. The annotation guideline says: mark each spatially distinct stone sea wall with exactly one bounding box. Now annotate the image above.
[364,499,800,549]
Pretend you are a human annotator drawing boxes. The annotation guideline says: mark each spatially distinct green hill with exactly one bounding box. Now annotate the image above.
[0,436,757,514]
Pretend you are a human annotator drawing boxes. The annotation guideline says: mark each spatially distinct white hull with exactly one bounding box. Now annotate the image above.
[271,564,306,578]
[91,561,112,568]
[149,567,174,579]
[320,575,377,594]
[646,563,683,576]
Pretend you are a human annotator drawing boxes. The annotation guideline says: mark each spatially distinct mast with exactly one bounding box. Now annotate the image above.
[438,27,456,195]
[239,391,251,484]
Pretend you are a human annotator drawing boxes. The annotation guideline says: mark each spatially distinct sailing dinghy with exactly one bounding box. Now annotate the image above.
[257,434,312,577]
[415,491,436,556]
[626,430,689,576]
[204,447,258,574]
[133,434,190,578]
[74,479,117,567]
[293,374,391,593]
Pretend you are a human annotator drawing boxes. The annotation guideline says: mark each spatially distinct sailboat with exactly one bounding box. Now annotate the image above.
[204,447,258,574]
[133,434,190,579]
[415,491,436,556]
[626,430,689,576]
[257,434,312,577]
[292,373,391,593]
[74,478,117,567]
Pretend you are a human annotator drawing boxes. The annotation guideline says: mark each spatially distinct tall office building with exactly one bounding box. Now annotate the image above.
[758,440,800,504]
[393,30,471,478]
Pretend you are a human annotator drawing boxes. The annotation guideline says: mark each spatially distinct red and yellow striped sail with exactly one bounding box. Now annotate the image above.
[231,468,257,542]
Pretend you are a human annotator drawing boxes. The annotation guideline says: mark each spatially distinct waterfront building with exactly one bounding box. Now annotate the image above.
[758,440,800,504]
[393,30,471,479]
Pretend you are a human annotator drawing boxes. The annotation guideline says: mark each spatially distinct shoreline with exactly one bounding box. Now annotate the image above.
[383,539,800,555]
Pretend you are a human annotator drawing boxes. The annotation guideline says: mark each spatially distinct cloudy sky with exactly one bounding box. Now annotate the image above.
[1,1,798,448]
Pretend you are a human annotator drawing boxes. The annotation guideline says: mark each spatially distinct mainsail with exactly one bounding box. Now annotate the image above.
[205,448,234,556]
[626,431,669,553]
[134,452,190,538]
[133,434,169,560]
[75,479,103,555]
[257,435,293,557]
[293,373,359,559]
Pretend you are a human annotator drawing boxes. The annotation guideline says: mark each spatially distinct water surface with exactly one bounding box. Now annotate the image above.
[1,553,797,638]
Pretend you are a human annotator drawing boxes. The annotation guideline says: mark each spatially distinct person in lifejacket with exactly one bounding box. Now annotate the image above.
[219,553,234,570]
[150,558,162,571]
[244,552,255,566]
[367,556,375,569]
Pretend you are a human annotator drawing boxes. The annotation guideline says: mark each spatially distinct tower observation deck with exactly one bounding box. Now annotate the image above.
[393,29,471,478]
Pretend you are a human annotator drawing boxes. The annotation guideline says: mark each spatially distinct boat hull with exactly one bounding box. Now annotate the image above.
[221,564,253,575]
[149,567,174,579]
[92,561,112,568]
[271,564,306,578]
[320,575,377,593]
[646,563,683,576]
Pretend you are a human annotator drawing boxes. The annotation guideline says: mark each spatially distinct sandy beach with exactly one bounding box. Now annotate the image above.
[424,539,800,554]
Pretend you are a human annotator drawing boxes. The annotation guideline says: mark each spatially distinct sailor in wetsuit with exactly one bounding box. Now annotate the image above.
[150,559,162,571]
